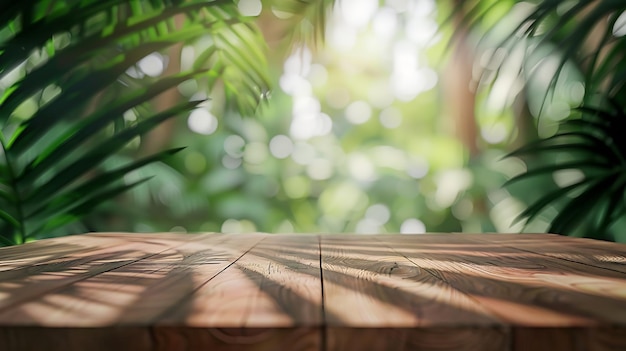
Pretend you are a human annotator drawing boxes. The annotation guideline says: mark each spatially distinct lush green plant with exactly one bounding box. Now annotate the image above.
[459,1,626,239]
[10,0,622,245]
[87,2,474,238]
[507,103,626,238]
[0,0,335,246]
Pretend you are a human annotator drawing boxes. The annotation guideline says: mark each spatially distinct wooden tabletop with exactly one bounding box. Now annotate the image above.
[0,233,625,351]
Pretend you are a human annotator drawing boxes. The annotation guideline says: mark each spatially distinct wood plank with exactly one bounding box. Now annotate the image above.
[152,234,322,327]
[152,234,320,351]
[0,234,139,270]
[0,233,205,273]
[0,327,153,351]
[0,233,304,351]
[512,328,578,351]
[0,233,259,326]
[148,233,268,327]
[327,327,508,351]
[0,233,203,316]
[512,327,626,351]
[382,234,626,326]
[122,233,265,325]
[320,235,507,351]
[585,327,626,351]
[152,327,319,351]
[465,234,626,275]
[1,232,625,351]
[321,235,502,326]
[234,234,323,327]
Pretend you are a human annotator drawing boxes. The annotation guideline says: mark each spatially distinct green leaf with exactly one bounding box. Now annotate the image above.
[17,71,202,184]
[0,231,15,247]
[0,0,128,74]
[0,0,282,244]
[512,178,592,227]
[0,208,20,229]
[7,42,174,153]
[549,174,620,234]
[504,161,613,187]
[26,147,185,221]
[0,2,222,120]
[27,176,153,238]
[23,99,202,204]
[0,187,16,202]
[505,130,621,163]
[595,184,625,238]
[507,143,611,160]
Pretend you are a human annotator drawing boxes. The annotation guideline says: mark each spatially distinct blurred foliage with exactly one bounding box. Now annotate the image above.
[0,0,295,246]
[88,0,505,237]
[459,0,626,241]
[3,0,626,245]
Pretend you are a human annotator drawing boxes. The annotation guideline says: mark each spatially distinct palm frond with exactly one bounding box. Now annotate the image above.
[460,1,626,103]
[505,103,626,238]
[0,0,274,246]
[268,0,336,48]
[455,1,626,240]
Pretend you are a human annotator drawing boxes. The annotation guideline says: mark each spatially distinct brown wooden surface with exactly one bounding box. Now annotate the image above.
[0,233,625,351]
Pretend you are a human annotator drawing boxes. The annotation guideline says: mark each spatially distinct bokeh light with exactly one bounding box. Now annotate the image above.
[188,109,218,135]
[138,53,165,77]
[113,0,590,238]
[238,0,262,17]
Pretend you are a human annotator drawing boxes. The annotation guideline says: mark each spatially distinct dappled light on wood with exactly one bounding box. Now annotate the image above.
[0,233,625,350]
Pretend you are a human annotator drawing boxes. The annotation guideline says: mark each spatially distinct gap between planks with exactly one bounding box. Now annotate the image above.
[2,233,626,351]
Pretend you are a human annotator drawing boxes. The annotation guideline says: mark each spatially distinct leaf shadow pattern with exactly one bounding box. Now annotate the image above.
[248,243,502,326]
[1,234,626,351]
[261,237,626,325]
[0,234,206,322]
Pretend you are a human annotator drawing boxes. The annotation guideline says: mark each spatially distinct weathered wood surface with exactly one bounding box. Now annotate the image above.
[0,233,625,351]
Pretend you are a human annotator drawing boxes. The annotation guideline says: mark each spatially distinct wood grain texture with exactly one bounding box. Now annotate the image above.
[384,234,626,326]
[0,235,124,268]
[151,327,319,351]
[153,234,276,327]
[0,233,625,351]
[320,235,502,326]
[235,234,323,327]
[466,234,626,274]
[0,233,201,316]
[153,234,321,351]
[0,326,322,351]
[322,235,507,351]
[326,327,509,351]
[0,233,245,326]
